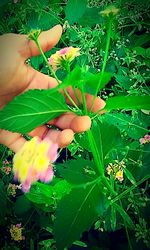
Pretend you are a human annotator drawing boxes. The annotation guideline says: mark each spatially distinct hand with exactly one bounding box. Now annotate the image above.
[0,25,105,152]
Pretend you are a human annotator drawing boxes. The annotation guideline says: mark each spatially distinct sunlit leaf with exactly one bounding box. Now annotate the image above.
[0,89,69,133]
[54,181,104,249]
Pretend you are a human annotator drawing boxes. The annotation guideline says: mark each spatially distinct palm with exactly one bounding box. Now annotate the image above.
[0,25,105,152]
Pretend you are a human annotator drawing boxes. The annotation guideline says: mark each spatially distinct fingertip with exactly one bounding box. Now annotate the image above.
[57,129,74,148]
[53,24,63,35]
[71,116,91,133]
[91,97,106,112]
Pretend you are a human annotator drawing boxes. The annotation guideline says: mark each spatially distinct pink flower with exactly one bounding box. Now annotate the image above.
[48,46,80,71]
[139,134,150,144]
[13,137,58,192]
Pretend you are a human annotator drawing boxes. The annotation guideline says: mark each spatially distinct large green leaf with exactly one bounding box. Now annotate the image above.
[58,158,97,185]
[84,72,112,94]
[132,47,150,58]
[27,9,60,31]
[26,182,53,205]
[92,121,121,161]
[105,95,150,111]
[54,181,103,250]
[115,74,132,90]
[78,7,103,27]
[26,180,71,205]
[0,89,69,133]
[14,195,32,215]
[113,203,134,229]
[65,0,87,24]
[103,113,149,139]
[76,121,120,163]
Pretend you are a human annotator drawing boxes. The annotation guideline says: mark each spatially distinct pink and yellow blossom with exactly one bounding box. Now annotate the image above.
[13,137,58,192]
[106,160,125,182]
[10,223,24,241]
[48,46,80,71]
[100,5,119,17]
[139,134,150,145]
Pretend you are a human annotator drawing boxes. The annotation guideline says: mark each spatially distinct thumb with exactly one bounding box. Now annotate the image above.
[23,24,62,59]
[0,129,26,153]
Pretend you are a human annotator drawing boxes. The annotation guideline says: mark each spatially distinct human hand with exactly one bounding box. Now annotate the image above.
[0,25,105,152]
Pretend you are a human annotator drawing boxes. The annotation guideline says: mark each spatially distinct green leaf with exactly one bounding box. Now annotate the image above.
[73,241,87,247]
[115,74,132,90]
[105,96,150,111]
[52,180,71,200]
[67,142,79,156]
[134,34,150,47]
[26,182,53,204]
[54,181,103,250]
[92,120,120,160]
[137,144,150,179]
[58,158,97,185]
[27,10,60,31]
[0,0,8,7]
[78,7,103,27]
[0,89,69,133]
[103,113,148,139]
[14,195,32,215]
[0,180,8,217]
[133,46,150,58]
[84,72,112,94]
[111,205,116,231]
[76,121,120,161]
[123,167,136,185]
[60,66,83,89]
[65,0,87,24]
[113,203,134,229]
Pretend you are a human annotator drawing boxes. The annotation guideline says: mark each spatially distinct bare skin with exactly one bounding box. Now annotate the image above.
[0,25,105,152]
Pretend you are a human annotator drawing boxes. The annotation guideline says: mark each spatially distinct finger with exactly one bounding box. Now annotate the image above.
[64,87,106,112]
[48,113,91,133]
[22,25,62,59]
[29,126,74,148]
[24,66,58,91]
[45,128,74,148]
[0,129,26,153]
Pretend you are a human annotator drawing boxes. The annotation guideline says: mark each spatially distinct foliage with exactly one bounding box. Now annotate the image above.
[0,0,150,250]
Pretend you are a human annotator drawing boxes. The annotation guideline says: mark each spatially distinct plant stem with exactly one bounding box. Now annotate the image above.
[63,89,80,111]
[35,39,80,111]
[90,18,112,112]
[119,200,133,250]
[111,174,150,203]
[34,39,60,82]
[81,85,87,115]
[87,130,103,176]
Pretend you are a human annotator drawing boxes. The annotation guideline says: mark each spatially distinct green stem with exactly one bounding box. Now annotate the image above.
[79,84,115,195]
[87,130,103,176]
[63,89,80,111]
[34,39,59,82]
[90,18,112,112]
[87,130,116,196]
[119,200,133,250]
[81,85,87,115]
[35,38,80,111]
[111,174,150,204]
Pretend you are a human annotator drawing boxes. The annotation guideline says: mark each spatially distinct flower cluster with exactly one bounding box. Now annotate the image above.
[48,47,80,71]
[7,183,22,197]
[139,134,150,145]
[10,223,24,241]
[106,160,126,182]
[1,160,11,175]
[100,5,119,17]
[13,137,58,192]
